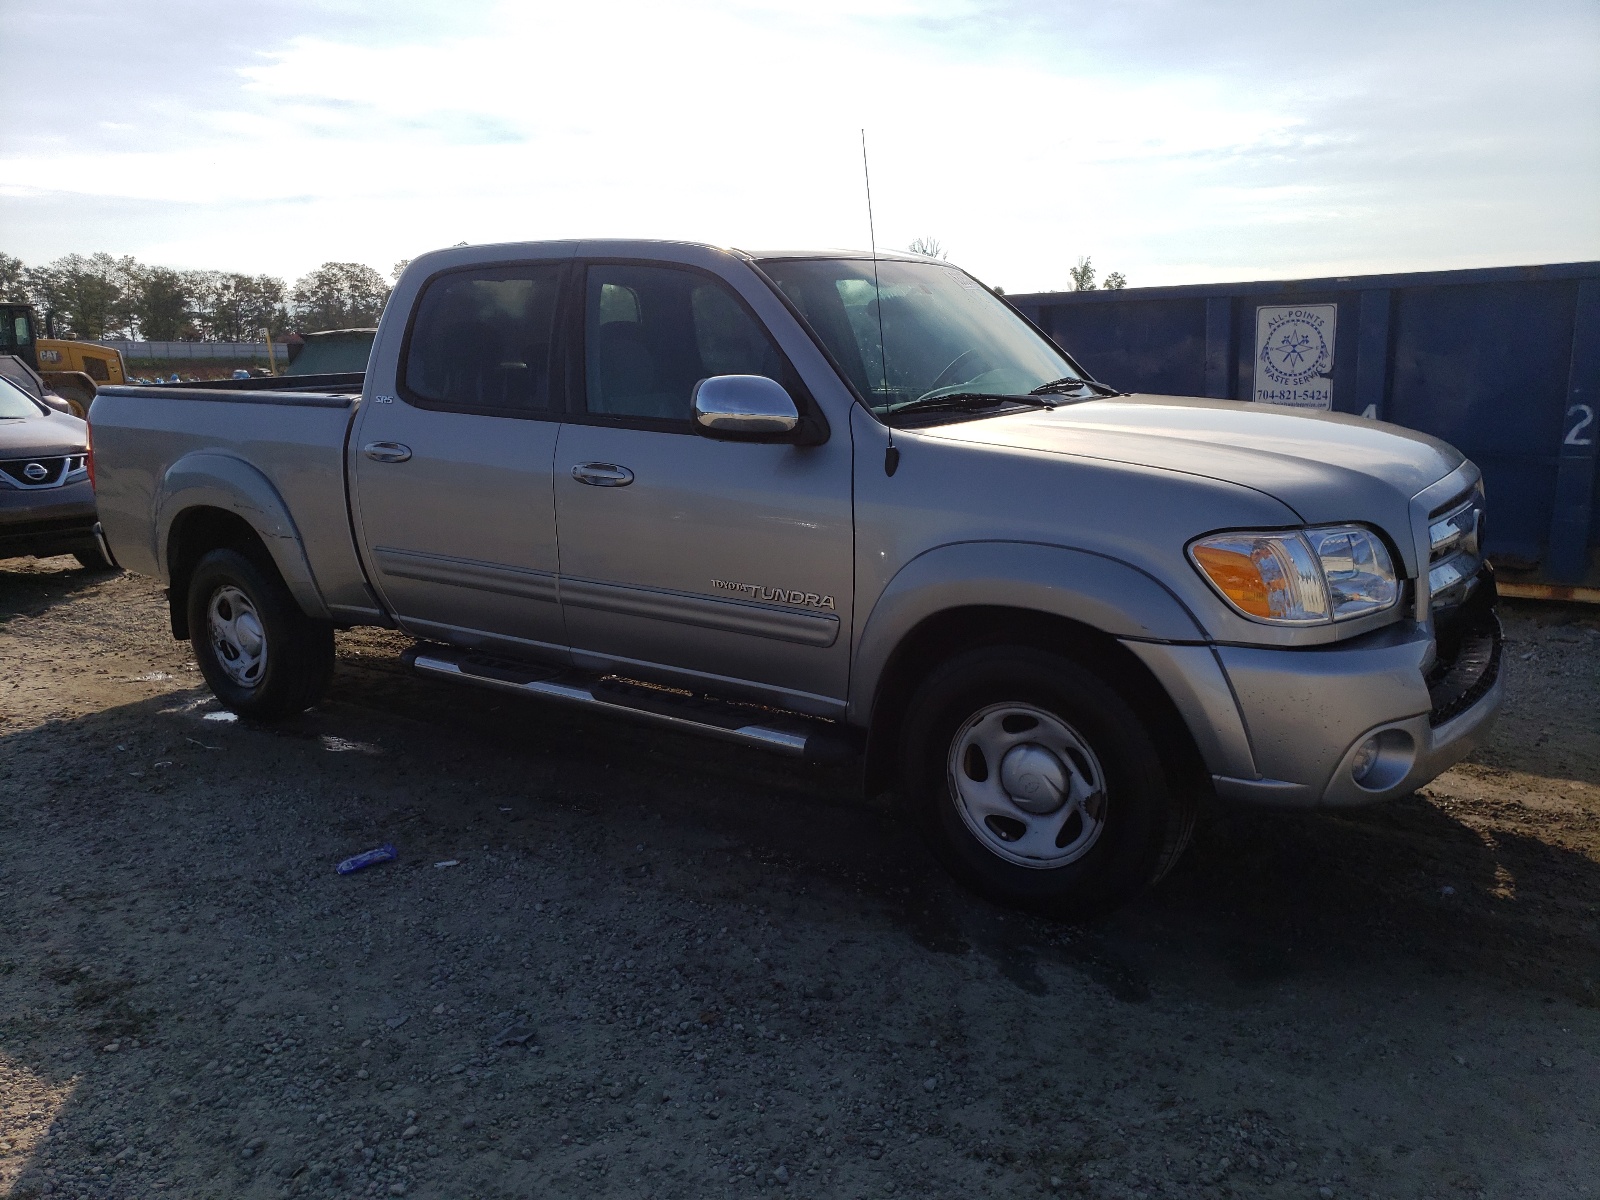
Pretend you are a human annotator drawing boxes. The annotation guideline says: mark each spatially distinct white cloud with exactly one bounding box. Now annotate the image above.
[0,0,1595,289]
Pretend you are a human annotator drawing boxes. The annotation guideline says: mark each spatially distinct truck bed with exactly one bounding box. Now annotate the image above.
[89,383,374,618]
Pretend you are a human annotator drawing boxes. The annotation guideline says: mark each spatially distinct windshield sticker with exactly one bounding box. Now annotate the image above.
[1253,304,1336,410]
[940,265,983,291]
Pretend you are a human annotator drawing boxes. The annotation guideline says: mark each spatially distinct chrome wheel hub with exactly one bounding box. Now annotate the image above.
[207,585,267,688]
[947,703,1107,869]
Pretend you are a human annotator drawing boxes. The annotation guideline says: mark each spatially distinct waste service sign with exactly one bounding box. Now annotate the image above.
[1254,305,1337,409]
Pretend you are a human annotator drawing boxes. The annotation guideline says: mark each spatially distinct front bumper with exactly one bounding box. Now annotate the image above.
[1207,585,1503,808]
[0,478,100,559]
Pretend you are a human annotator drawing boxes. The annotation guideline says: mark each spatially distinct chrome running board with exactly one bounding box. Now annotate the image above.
[401,643,857,762]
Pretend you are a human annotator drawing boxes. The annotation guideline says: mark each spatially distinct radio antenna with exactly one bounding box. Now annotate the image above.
[861,128,899,476]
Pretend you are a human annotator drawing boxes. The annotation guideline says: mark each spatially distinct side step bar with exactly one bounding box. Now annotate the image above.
[400,643,859,763]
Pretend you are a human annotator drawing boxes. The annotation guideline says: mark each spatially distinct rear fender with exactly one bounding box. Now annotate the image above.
[849,541,1208,723]
[157,452,329,619]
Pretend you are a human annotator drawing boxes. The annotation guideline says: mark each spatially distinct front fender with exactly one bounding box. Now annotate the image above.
[157,452,329,619]
[848,540,1208,722]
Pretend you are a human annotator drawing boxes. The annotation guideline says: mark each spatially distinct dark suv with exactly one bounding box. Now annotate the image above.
[0,374,111,568]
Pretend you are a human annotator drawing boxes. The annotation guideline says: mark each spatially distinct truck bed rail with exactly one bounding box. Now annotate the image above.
[117,371,364,395]
[94,382,357,409]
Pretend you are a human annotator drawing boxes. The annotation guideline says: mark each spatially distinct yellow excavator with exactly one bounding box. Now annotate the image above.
[0,301,126,415]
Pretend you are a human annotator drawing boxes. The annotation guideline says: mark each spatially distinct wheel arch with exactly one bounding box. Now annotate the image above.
[159,453,329,638]
[853,543,1213,799]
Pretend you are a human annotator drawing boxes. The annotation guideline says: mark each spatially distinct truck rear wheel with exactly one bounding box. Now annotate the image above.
[900,645,1193,918]
[187,548,334,720]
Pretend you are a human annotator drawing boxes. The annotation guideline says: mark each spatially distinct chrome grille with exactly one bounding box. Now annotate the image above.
[1427,488,1484,608]
[0,455,89,489]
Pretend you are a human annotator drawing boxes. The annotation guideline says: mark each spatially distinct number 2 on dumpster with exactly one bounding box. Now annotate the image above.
[1566,404,1595,447]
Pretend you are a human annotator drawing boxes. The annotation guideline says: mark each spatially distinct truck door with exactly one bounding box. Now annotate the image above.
[350,262,570,659]
[552,262,854,714]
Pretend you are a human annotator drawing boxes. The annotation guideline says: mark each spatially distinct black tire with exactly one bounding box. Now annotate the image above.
[186,548,334,720]
[73,545,115,571]
[900,644,1194,918]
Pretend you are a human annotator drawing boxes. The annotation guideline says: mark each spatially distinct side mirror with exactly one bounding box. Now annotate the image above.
[692,375,800,440]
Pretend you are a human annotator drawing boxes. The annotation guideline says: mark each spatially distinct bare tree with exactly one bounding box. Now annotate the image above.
[907,236,947,260]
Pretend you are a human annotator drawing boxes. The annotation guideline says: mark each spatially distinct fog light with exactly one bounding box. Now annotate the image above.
[1351,736,1381,783]
[1346,729,1416,793]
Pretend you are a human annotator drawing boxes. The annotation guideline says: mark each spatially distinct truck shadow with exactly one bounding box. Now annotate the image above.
[1114,796,1600,1004]
[323,637,1600,1006]
[5,659,1596,1020]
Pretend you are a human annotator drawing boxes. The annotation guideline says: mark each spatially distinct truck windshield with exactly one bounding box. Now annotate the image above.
[757,257,1080,418]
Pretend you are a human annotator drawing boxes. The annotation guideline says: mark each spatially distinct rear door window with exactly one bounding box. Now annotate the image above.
[401,264,565,416]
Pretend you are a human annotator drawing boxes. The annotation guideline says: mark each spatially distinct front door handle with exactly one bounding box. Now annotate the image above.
[572,462,634,487]
[363,441,412,463]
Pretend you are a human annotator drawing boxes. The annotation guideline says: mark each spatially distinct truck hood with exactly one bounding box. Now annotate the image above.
[921,393,1463,536]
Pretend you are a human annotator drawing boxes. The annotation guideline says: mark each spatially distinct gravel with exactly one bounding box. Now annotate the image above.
[0,560,1598,1199]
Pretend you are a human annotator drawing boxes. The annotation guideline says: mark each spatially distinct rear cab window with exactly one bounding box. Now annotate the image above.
[400,264,566,417]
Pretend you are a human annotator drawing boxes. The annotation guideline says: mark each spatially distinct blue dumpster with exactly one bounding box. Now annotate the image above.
[1008,262,1600,598]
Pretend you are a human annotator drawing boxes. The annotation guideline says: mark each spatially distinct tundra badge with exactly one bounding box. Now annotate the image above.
[712,579,836,610]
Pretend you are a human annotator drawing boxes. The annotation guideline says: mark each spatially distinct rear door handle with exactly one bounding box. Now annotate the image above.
[572,462,634,487]
[363,441,412,463]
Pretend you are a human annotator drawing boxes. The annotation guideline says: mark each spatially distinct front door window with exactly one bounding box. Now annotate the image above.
[582,264,791,424]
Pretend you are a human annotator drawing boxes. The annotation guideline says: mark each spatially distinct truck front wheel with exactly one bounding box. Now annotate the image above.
[186,548,334,720]
[900,645,1193,918]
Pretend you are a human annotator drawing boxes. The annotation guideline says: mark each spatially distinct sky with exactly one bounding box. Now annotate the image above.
[1,0,1597,294]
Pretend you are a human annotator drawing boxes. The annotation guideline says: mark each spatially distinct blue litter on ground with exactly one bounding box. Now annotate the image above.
[337,844,398,875]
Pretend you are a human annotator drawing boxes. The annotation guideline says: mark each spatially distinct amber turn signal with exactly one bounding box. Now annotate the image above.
[1190,543,1274,618]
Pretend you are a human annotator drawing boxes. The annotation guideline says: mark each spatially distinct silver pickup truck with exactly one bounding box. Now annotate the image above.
[90,240,1503,914]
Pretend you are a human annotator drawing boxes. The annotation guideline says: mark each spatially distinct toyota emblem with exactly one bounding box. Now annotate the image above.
[23,462,48,482]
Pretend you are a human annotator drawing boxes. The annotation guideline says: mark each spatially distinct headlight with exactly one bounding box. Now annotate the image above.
[1306,525,1400,619]
[1189,525,1399,625]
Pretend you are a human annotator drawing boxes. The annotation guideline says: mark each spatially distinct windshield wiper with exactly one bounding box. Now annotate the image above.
[1029,376,1123,397]
[885,392,1058,419]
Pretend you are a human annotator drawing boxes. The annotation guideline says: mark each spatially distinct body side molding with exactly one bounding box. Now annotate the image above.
[560,576,840,648]
[372,547,559,603]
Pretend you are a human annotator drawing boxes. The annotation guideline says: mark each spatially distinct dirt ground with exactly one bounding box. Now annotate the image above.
[1,559,1597,1200]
